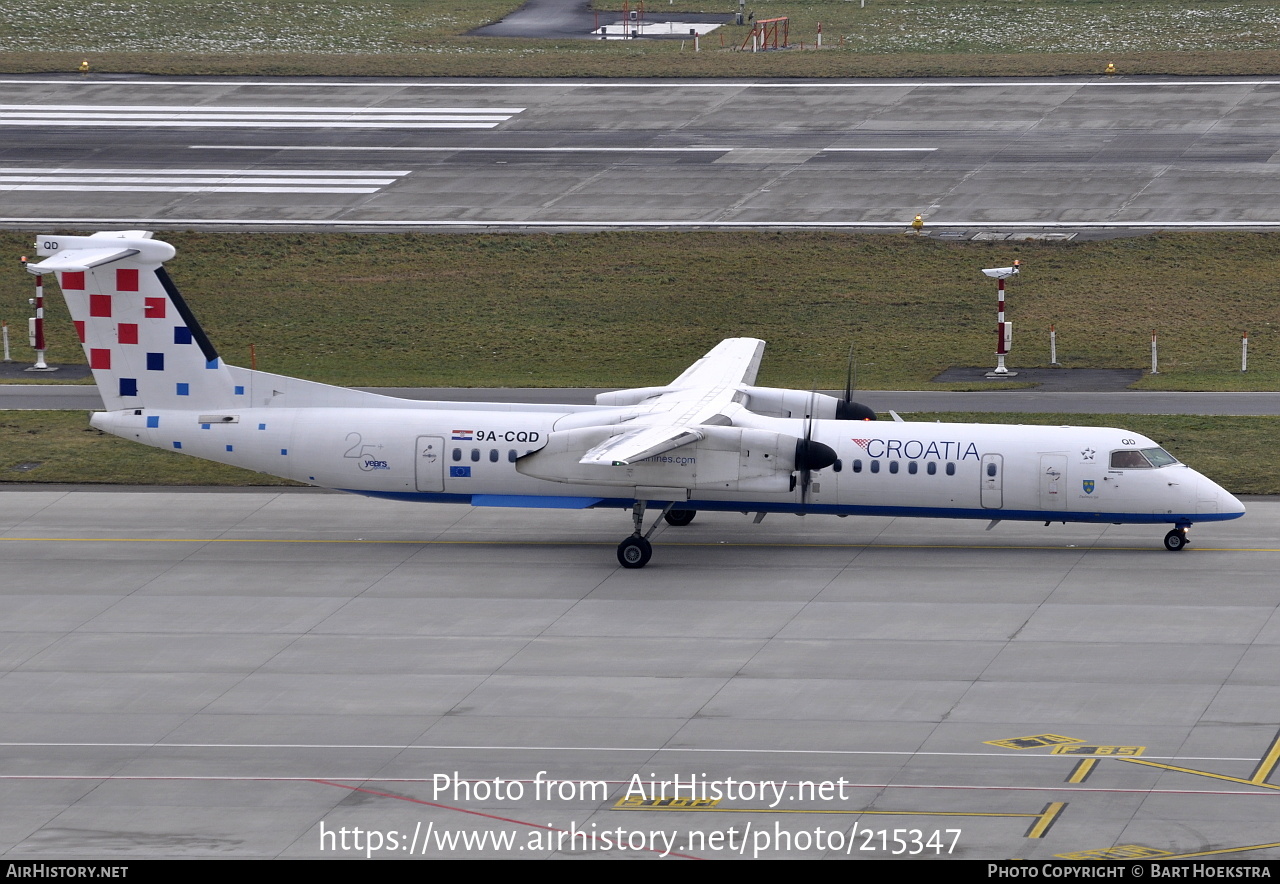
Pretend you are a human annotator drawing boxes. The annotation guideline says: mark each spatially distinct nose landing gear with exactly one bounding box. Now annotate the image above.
[1163,524,1190,551]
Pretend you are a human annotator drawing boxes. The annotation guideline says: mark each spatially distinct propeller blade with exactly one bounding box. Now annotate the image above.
[844,343,855,402]
[836,342,877,421]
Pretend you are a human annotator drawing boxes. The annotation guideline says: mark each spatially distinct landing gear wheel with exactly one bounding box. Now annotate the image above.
[1163,528,1189,551]
[618,536,653,568]
[664,509,696,527]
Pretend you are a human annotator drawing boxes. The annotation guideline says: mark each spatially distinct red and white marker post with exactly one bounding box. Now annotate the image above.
[23,256,54,372]
[981,261,1020,376]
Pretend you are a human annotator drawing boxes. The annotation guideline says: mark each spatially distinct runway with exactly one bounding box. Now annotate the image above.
[1,487,1277,859]
[10,75,1280,231]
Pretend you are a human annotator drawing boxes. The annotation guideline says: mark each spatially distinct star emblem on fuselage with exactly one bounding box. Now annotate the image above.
[1081,447,1095,461]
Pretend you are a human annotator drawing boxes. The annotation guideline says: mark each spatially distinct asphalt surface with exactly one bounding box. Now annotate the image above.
[5,383,1280,415]
[10,75,1280,231]
[2,487,1276,859]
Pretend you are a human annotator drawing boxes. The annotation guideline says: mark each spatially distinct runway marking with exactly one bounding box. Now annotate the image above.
[0,105,525,130]
[0,167,409,176]
[0,168,410,195]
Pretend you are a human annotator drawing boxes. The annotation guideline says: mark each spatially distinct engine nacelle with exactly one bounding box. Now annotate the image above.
[741,386,876,421]
[516,424,801,493]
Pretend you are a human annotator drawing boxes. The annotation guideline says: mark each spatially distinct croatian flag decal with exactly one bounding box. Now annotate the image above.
[452,430,473,441]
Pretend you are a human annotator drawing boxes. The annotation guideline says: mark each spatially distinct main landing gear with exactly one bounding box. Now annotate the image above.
[1163,523,1191,552]
[618,501,695,568]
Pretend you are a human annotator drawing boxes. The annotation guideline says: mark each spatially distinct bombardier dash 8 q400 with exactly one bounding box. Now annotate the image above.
[30,231,1244,568]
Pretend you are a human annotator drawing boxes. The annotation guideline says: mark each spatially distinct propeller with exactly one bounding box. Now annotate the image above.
[794,389,838,505]
[835,343,877,421]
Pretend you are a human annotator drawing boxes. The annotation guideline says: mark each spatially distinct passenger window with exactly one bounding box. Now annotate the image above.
[489,448,498,463]
[833,459,842,473]
[452,448,461,462]
[889,461,899,474]
[870,460,880,474]
[927,461,937,475]
[946,462,955,476]
[508,449,517,463]
[852,459,862,473]
[471,448,480,462]
[986,463,997,477]
[908,461,918,475]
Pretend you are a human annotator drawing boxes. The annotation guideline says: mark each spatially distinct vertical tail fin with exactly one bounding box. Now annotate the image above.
[28,232,242,411]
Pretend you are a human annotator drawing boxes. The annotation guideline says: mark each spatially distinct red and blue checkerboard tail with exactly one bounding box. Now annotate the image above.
[29,231,240,411]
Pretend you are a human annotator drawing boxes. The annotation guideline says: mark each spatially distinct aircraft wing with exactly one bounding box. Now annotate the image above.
[578,338,764,466]
[668,337,766,388]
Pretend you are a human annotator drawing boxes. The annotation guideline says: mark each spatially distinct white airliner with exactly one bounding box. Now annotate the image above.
[29,231,1244,567]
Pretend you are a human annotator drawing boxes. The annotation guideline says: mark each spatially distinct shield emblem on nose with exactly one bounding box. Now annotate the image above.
[1083,480,1095,494]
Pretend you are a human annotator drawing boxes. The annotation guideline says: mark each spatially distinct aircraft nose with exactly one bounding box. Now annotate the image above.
[1196,474,1246,517]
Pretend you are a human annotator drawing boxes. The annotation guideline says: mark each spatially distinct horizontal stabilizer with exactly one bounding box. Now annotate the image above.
[28,247,139,272]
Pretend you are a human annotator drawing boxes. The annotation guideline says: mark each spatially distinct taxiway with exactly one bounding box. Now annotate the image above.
[2,487,1277,858]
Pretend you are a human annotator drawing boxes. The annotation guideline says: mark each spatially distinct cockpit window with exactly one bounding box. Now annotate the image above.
[1109,447,1179,469]
[1110,449,1152,469]
[1141,447,1179,467]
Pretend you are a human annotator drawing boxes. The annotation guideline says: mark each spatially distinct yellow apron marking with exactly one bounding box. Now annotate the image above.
[985,734,1084,750]
[1024,802,1067,839]
[1119,759,1280,791]
[1162,841,1280,859]
[1065,758,1098,784]
[613,800,1068,840]
[1249,728,1280,785]
[1057,845,1173,860]
[1051,744,1145,757]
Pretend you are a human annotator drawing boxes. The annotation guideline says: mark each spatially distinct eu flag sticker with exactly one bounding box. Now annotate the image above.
[450,466,472,478]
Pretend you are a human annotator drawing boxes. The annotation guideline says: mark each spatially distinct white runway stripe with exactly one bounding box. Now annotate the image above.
[0,119,505,129]
[0,167,410,195]
[0,168,411,176]
[0,104,526,113]
[0,176,399,185]
[0,104,524,129]
[1,185,384,193]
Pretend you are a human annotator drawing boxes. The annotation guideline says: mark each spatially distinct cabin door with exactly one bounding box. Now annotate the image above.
[980,453,1004,509]
[415,435,445,492]
[1039,454,1067,511]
